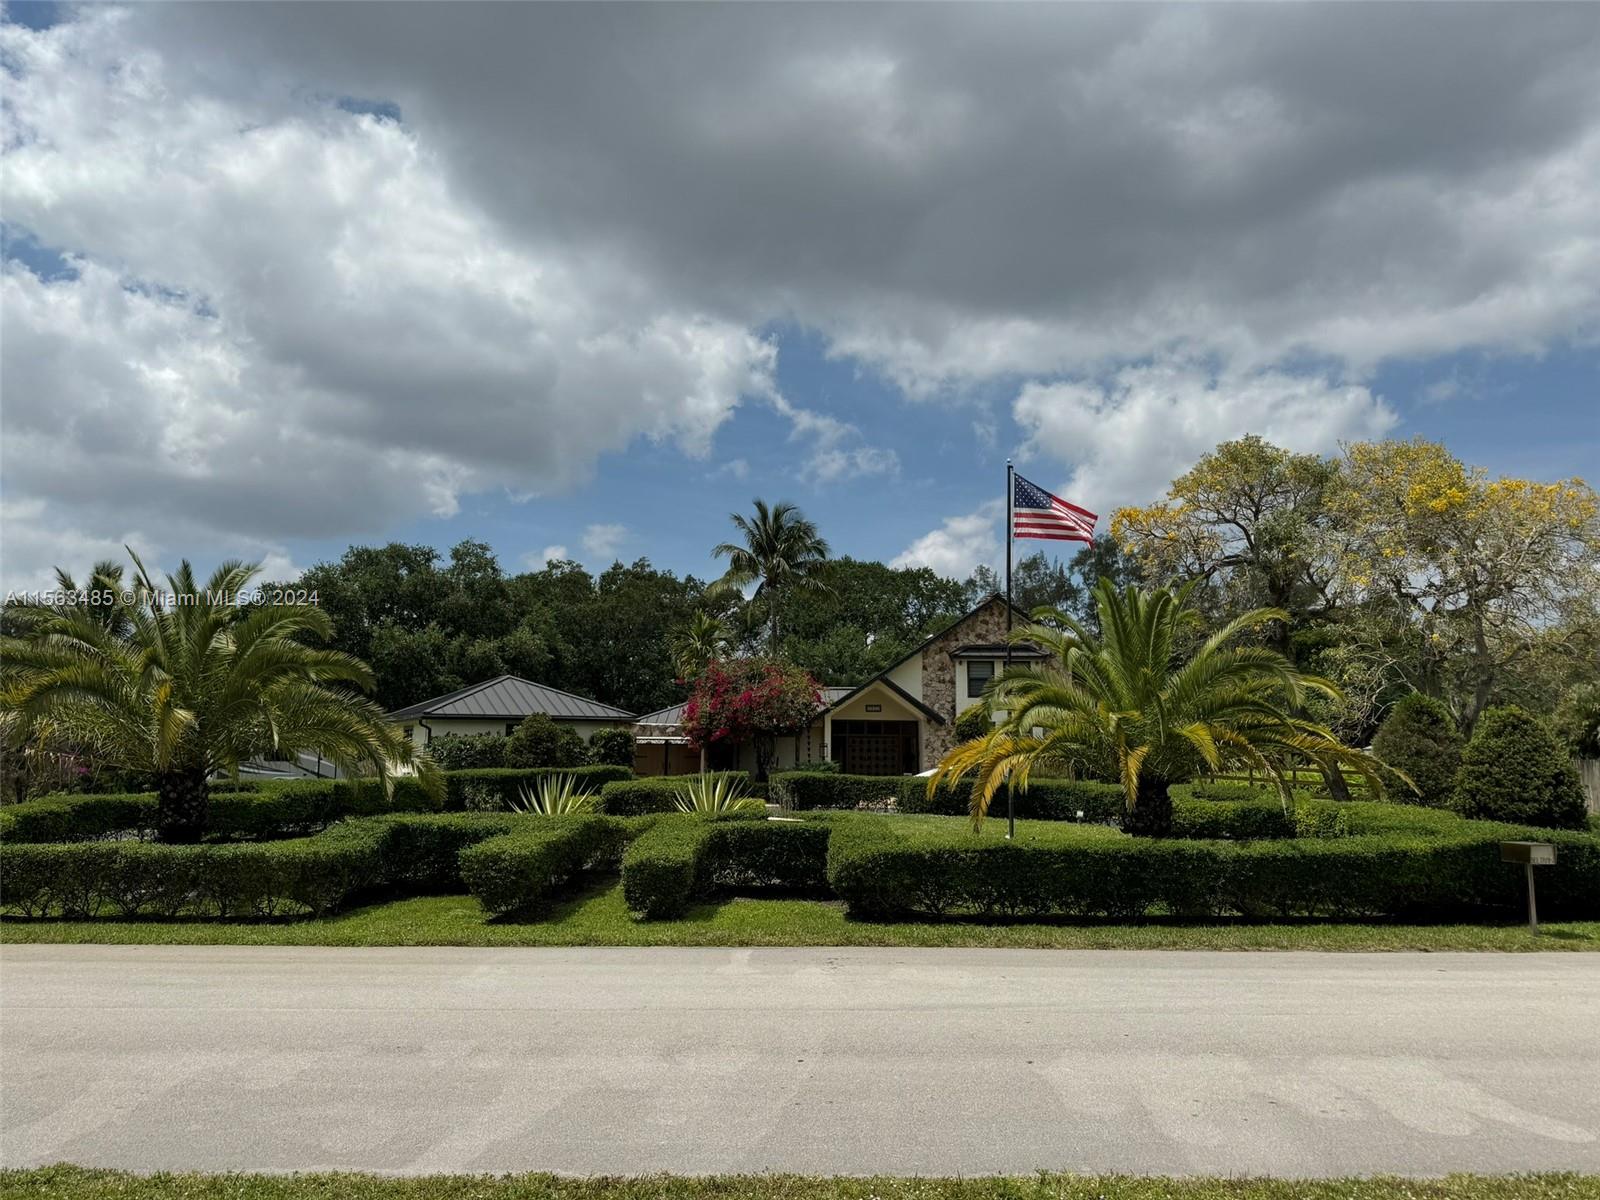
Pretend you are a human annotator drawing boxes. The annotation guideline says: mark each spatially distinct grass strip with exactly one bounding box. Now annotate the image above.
[2,1166,1597,1200]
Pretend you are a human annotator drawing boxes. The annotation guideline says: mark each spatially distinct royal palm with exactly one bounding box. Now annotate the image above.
[932,580,1382,835]
[1,554,435,842]
[713,499,831,654]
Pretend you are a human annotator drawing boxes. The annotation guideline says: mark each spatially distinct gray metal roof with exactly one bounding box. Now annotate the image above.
[388,675,635,722]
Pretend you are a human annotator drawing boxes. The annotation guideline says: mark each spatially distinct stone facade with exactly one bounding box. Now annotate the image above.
[919,595,1014,765]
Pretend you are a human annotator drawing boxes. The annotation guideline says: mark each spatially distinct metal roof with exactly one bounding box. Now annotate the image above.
[952,642,1049,658]
[388,675,635,722]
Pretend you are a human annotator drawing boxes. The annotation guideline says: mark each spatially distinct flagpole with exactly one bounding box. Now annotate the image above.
[1005,459,1015,841]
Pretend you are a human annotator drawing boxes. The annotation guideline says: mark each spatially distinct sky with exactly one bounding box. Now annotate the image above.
[2,2,1597,593]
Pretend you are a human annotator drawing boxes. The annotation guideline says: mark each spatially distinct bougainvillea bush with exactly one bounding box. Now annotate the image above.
[681,658,822,780]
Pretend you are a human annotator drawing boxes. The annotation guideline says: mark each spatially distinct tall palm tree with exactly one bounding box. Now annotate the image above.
[670,608,730,683]
[931,580,1384,836]
[712,499,831,654]
[1,552,438,842]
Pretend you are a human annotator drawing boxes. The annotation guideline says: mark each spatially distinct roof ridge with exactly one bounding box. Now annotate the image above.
[500,675,636,717]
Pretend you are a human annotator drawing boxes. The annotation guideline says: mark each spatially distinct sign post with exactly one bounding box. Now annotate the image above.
[1500,842,1556,933]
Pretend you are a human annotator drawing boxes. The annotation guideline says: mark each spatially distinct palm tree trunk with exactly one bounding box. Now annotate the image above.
[156,765,210,843]
[1123,774,1174,838]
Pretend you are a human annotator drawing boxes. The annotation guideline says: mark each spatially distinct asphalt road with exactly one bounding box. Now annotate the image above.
[2,945,1596,1177]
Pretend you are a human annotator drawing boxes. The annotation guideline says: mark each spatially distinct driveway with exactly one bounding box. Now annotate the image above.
[2,945,1596,1176]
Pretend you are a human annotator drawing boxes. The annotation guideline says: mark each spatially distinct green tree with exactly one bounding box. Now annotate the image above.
[1553,682,1600,759]
[587,727,636,767]
[1113,435,1341,650]
[670,609,731,683]
[713,499,831,654]
[1370,693,1461,807]
[1,554,435,842]
[932,581,1382,836]
[504,713,586,769]
[1453,706,1589,830]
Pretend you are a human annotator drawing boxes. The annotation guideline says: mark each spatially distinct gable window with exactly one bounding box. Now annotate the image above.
[967,660,995,698]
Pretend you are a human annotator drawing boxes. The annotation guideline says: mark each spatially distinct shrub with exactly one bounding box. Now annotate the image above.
[900,777,1126,824]
[1167,794,1294,840]
[510,773,599,815]
[370,813,524,891]
[1454,706,1590,830]
[0,792,157,843]
[0,822,387,919]
[442,766,631,812]
[1553,682,1600,759]
[459,816,623,916]
[792,759,839,774]
[771,772,902,812]
[504,714,587,769]
[954,704,993,745]
[704,818,832,893]
[674,773,764,813]
[620,817,716,919]
[1371,694,1463,806]
[587,727,636,768]
[598,773,754,816]
[823,813,1600,921]
[427,732,507,771]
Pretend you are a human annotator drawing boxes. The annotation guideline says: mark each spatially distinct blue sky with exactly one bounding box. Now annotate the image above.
[3,3,1597,590]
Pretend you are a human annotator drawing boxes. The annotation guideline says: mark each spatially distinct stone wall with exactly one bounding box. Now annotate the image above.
[919,596,1013,766]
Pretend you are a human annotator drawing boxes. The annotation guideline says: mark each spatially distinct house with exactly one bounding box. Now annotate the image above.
[388,675,636,754]
[634,593,1046,777]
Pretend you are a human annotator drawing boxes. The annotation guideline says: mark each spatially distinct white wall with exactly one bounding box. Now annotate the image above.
[402,717,624,751]
[954,659,1000,716]
[886,655,923,702]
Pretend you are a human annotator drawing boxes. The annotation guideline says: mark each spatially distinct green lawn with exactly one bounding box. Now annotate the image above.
[2,1166,1596,1200]
[4,874,1596,950]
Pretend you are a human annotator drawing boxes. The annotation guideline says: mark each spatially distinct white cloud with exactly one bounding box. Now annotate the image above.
[1012,363,1399,513]
[0,13,776,588]
[890,500,1003,580]
[528,544,569,568]
[581,523,629,562]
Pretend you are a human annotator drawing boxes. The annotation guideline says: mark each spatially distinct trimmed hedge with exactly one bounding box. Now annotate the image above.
[1453,705,1590,830]
[598,773,760,816]
[772,772,902,812]
[438,765,633,812]
[1168,795,1295,840]
[0,820,388,919]
[0,792,157,843]
[824,812,1600,921]
[618,812,809,918]
[459,816,625,916]
[620,818,715,918]
[907,778,1126,822]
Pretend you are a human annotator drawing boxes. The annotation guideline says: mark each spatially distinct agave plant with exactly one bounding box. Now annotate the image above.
[674,773,764,814]
[511,773,598,815]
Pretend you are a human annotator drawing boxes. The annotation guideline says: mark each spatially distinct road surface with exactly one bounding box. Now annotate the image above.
[2,945,1596,1176]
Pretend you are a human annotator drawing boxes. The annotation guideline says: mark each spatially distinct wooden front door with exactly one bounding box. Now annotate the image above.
[843,734,901,776]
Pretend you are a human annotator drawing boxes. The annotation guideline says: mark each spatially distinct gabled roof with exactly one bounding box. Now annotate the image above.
[821,674,946,725]
[952,641,1049,659]
[388,675,635,722]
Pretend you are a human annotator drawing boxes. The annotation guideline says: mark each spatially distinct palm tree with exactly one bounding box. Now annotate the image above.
[1,552,438,842]
[670,609,730,683]
[931,580,1383,836]
[712,499,831,654]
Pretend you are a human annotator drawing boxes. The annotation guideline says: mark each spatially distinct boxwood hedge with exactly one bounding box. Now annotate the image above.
[619,813,824,918]
[598,773,762,816]
[458,816,626,916]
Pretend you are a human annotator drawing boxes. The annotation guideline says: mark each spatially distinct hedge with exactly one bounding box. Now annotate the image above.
[0,820,388,919]
[618,812,811,918]
[824,813,1600,921]
[772,772,902,812]
[459,816,625,916]
[437,765,633,811]
[598,773,761,816]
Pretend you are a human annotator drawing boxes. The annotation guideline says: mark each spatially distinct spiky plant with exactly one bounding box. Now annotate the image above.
[930,580,1385,836]
[511,772,598,815]
[0,551,439,842]
[673,773,764,814]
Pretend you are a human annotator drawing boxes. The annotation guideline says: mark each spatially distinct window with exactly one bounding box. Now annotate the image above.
[966,660,995,698]
[505,722,519,736]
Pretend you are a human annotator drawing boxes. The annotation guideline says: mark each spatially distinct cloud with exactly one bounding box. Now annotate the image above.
[891,500,1002,580]
[1017,361,1395,512]
[5,4,1599,583]
[529,545,568,568]
[0,12,776,587]
[581,523,628,562]
[1013,364,1398,513]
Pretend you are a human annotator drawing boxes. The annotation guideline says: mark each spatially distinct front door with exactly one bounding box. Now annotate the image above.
[843,735,900,776]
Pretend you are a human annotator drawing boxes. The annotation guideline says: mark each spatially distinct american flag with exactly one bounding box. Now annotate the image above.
[1013,473,1096,543]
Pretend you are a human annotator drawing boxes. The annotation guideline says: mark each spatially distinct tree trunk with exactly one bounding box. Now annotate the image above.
[1122,774,1174,838]
[1321,762,1352,803]
[156,765,210,843]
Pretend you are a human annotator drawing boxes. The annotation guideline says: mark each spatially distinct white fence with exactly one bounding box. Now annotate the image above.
[1576,758,1600,816]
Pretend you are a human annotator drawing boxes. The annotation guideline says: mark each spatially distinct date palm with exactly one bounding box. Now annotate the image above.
[712,499,830,654]
[1,552,438,842]
[670,609,730,683]
[931,580,1384,836]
